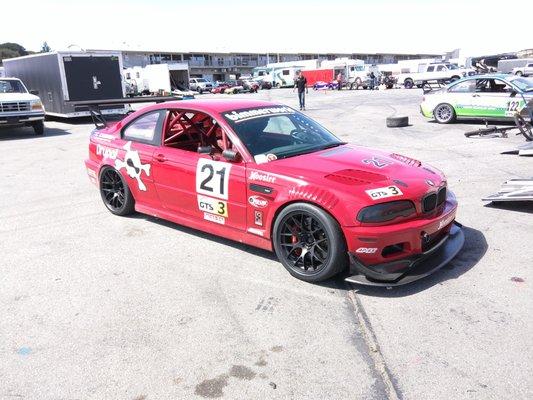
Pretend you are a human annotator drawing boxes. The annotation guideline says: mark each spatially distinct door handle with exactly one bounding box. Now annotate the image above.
[154,154,167,162]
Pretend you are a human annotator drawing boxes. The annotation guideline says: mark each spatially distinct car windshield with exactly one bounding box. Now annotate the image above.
[223,106,345,162]
[0,79,26,93]
[197,78,207,83]
[510,77,533,92]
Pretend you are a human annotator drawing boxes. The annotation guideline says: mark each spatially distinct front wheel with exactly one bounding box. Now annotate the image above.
[433,103,456,124]
[404,79,414,89]
[515,71,523,76]
[99,167,135,216]
[273,203,348,282]
[32,120,44,135]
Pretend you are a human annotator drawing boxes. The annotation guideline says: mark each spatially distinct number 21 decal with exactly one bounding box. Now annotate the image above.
[196,158,232,199]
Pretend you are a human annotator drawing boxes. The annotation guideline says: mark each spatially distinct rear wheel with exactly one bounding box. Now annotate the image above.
[32,120,44,135]
[99,167,135,216]
[433,103,456,124]
[273,203,347,282]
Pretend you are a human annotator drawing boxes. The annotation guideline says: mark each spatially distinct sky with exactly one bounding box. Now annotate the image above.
[1,0,532,57]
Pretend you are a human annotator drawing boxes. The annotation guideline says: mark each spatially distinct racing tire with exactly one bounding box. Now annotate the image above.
[514,114,533,141]
[433,103,456,124]
[386,116,409,128]
[404,79,414,89]
[273,203,348,283]
[32,120,44,135]
[99,167,135,216]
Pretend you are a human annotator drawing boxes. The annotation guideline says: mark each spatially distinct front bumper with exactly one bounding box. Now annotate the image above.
[345,222,464,286]
[0,112,45,125]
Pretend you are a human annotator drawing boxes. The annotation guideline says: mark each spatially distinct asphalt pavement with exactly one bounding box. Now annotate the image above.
[0,88,531,400]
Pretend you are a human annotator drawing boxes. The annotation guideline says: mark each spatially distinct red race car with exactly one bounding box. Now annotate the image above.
[85,99,464,286]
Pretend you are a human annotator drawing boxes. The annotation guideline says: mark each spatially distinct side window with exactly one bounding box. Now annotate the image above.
[263,115,297,135]
[123,110,164,144]
[475,79,491,92]
[282,69,290,75]
[163,110,232,155]
[427,66,435,72]
[436,65,445,71]
[448,80,475,93]
[493,79,513,93]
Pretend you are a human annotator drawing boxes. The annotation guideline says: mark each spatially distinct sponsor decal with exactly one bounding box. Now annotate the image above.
[114,142,151,191]
[254,210,263,226]
[437,214,455,230]
[355,247,378,254]
[365,186,403,200]
[198,195,228,217]
[362,157,393,169]
[196,158,232,200]
[249,171,276,183]
[96,144,118,160]
[224,106,295,123]
[266,153,277,162]
[204,212,225,225]
[248,227,264,236]
[248,195,268,208]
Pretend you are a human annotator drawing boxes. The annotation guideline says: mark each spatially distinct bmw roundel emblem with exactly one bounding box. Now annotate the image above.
[426,179,435,187]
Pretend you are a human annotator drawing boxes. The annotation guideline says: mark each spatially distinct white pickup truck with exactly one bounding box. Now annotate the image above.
[396,63,475,89]
[512,62,533,77]
[0,77,45,134]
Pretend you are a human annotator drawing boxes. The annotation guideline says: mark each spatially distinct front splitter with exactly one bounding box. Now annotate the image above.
[345,222,465,287]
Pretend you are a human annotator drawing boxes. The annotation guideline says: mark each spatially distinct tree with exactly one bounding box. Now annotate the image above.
[0,42,28,56]
[41,41,51,53]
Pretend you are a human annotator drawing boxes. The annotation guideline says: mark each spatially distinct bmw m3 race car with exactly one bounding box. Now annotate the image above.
[421,74,533,124]
[84,99,464,286]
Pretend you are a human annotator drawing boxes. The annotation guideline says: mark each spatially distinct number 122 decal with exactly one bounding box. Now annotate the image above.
[196,158,232,200]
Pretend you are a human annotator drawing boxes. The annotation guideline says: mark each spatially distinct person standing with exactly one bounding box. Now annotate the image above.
[294,71,308,111]
[336,71,343,91]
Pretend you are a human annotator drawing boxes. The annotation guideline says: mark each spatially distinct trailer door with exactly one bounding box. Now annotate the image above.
[62,55,123,101]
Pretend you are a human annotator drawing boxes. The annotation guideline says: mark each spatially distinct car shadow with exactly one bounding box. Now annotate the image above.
[0,126,71,140]
[128,213,357,292]
[351,225,488,298]
[485,201,533,214]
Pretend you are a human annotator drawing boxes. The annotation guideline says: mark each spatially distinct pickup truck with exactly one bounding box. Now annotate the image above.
[396,63,475,89]
[512,63,533,77]
[0,77,45,134]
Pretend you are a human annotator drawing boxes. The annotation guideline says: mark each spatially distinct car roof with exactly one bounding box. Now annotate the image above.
[148,98,280,114]
[463,73,511,80]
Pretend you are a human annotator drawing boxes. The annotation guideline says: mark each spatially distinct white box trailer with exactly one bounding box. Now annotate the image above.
[3,51,127,118]
[124,63,190,95]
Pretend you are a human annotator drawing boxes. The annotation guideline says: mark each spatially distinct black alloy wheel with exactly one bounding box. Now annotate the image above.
[99,167,135,215]
[273,203,347,282]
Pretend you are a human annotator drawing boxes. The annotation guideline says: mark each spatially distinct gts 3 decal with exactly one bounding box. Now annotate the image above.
[198,195,228,217]
[115,142,151,191]
[365,186,403,200]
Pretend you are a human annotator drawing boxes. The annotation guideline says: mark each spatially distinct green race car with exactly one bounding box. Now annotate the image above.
[420,74,533,124]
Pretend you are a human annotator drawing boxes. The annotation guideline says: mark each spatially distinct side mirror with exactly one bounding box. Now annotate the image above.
[222,149,240,162]
[197,146,214,155]
[30,90,39,95]
[510,90,517,97]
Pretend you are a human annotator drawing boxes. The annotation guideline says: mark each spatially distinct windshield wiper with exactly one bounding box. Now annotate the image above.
[318,142,346,150]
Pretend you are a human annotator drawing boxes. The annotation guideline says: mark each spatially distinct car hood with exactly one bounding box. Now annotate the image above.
[0,92,40,102]
[261,144,446,202]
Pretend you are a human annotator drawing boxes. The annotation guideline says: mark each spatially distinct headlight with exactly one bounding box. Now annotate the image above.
[357,200,416,223]
[31,100,43,110]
